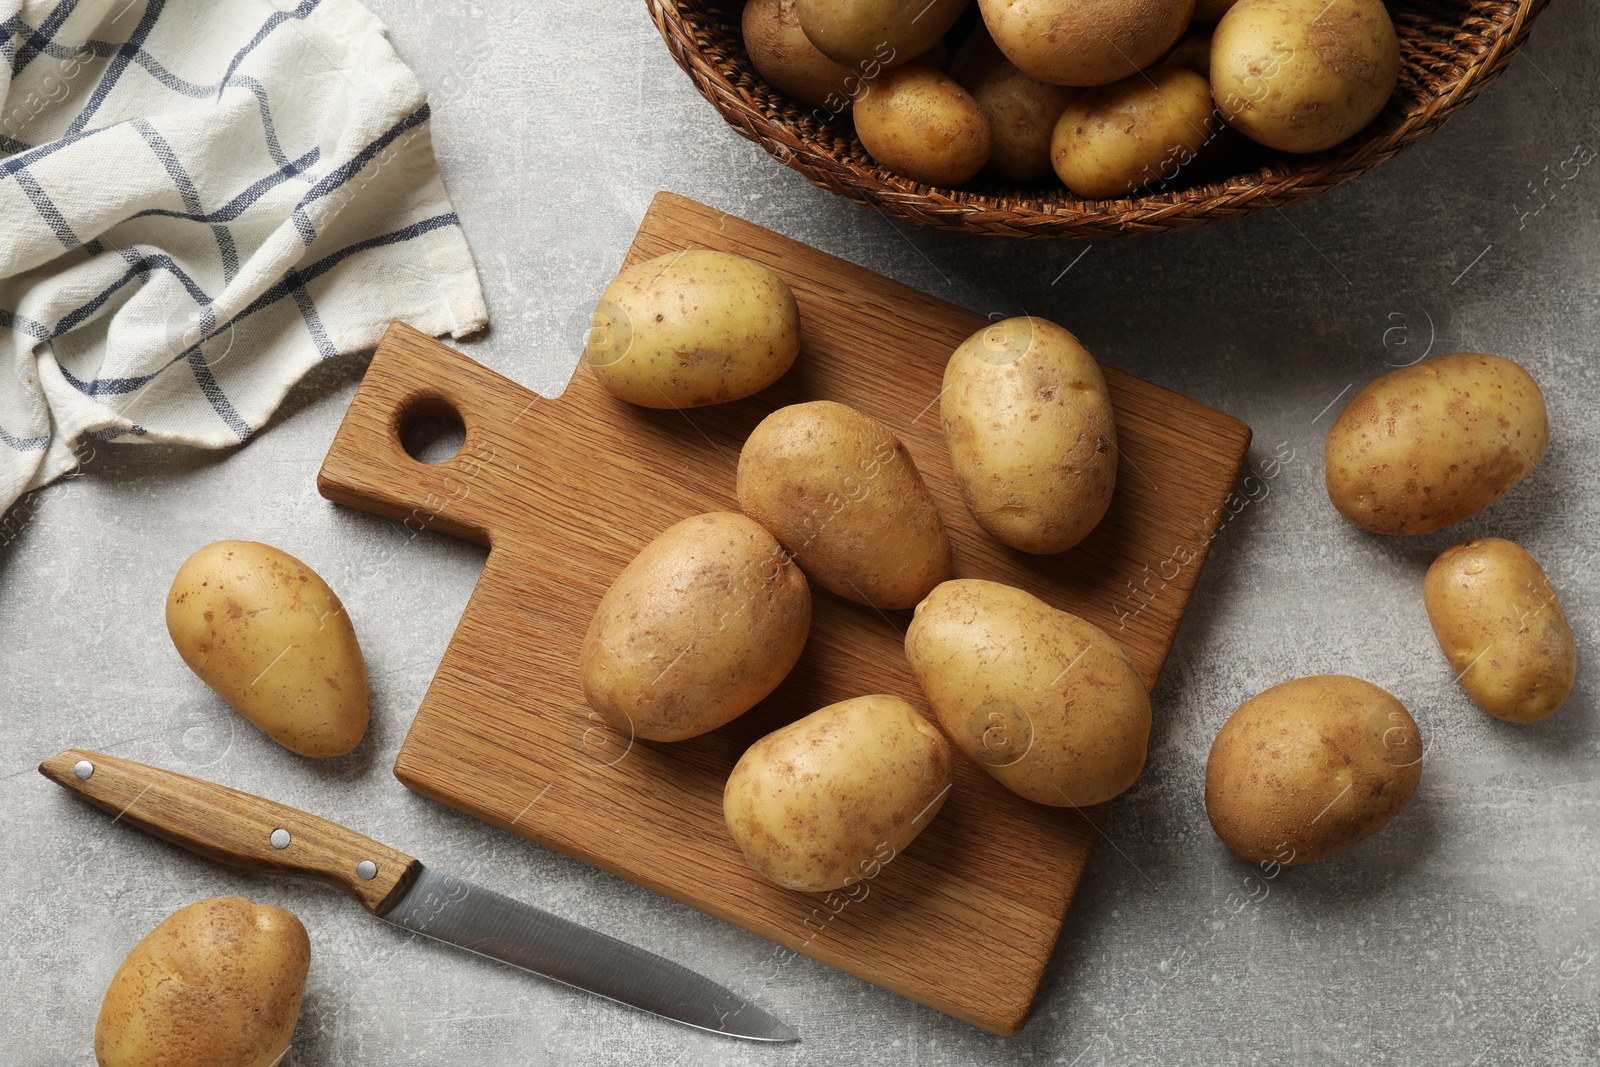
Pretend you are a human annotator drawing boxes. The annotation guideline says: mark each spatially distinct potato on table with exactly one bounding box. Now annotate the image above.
[1324,353,1549,536]
[737,400,951,610]
[166,540,369,758]
[1205,675,1422,865]
[1424,538,1576,723]
[580,512,812,742]
[724,694,953,892]
[941,316,1116,553]
[905,579,1151,807]
[96,897,310,1067]
[584,249,801,409]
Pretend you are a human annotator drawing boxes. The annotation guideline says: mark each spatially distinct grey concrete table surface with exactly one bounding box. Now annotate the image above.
[4,2,1597,1064]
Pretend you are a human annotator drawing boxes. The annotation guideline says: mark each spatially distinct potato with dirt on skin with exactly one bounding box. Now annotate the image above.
[96,897,310,1067]
[854,64,993,186]
[1205,675,1423,865]
[1324,353,1549,536]
[744,0,859,110]
[580,512,812,742]
[737,400,951,610]
[583,250,800,409]
[795,0,969,70]
[166,540,369,758]
[1212,0,1399,153]
[1424,538,1576,724]
[941,316,1117,554]
[905,579,1151,807]
[948,28,1079,181]
[978,0,1195,87]
[724,694,953,892]
[1051,66,1218,198]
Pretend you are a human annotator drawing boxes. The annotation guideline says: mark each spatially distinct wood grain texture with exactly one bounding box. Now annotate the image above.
[315,192,1251,1035]
[38,750,419,914]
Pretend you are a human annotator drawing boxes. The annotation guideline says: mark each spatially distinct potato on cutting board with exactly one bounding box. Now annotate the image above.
[905,579,1151,807]
[941,315,1117,553]
[166,540,369,758]
[96,897,310,1067]
[1424,538,1576,723]
[580,512,812,742]
[583,249,801,409]
[724,694,953,892]
[737,400,951,610]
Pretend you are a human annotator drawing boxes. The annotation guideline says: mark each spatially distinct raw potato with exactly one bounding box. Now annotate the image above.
[1424,538,1576,724]
[941,316,1116,553]
[795,0,969,70]
[580,513,812,742]
[1205,675,1423,865]
[724,694,953,891]
[1324,353,1549,536]
[905,579,1151,807]
[1212,0,1399,153]
[853,64,992,186]
[949,28,1078,181]
[584,250,801,409]
[96,897,310,1067]
[744,0,859,110]
[166,541,369,758]
[978,0,1195,86]
[737,400,951,610]
[1051,66,1217,198]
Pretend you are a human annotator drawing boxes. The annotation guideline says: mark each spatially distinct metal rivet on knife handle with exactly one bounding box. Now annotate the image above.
[355,860,378,880]
[72,760,94,780]
[270,828,292,849]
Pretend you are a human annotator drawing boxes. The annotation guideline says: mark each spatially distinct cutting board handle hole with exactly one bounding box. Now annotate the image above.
[398,395,466,466]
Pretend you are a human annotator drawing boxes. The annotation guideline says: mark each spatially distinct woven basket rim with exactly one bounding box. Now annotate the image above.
[648,0,1549,237]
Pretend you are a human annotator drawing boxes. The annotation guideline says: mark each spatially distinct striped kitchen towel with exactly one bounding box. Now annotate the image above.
[0,0,489,515]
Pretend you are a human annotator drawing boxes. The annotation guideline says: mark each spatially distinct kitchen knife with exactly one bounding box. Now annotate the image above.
[39,749,798,1043]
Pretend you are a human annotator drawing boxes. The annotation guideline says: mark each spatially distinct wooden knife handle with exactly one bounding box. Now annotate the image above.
[39,749,421,915]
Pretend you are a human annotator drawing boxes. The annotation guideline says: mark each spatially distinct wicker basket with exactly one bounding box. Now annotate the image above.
[648,0,1548,238]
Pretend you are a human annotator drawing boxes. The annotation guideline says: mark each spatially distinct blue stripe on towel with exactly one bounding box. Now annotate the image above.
[132,149,320,224]
[42,213,459,400]
[15,168,79,246]
[214,0,322,102]
[10,0,79,77]
[0,423,50,451]
[133,118,239,281]
[297,104,430,211]
[64,0,167,136]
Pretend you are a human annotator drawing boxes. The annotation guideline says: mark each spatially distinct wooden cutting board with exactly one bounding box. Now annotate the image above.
[317,192,1251,1036]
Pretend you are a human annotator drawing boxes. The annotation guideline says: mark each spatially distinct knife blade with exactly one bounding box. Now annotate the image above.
[38,749,797,1043]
